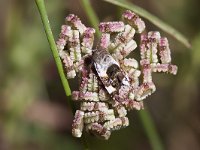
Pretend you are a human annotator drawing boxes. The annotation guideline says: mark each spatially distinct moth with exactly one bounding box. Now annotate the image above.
[56,10,178,140]
[92,47,131,103]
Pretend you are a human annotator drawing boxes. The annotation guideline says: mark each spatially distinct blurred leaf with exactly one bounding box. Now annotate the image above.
[103,0,191,48]
[138,109,164,150]
[191,33,200,72]
[80,0,100,38]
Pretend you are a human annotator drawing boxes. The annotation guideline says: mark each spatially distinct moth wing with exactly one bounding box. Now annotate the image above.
[93,61,117,94]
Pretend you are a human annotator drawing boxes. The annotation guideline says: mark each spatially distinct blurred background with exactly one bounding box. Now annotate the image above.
[1,0,200,149]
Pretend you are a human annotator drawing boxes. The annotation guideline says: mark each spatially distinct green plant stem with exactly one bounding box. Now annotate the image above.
[103,0,191,48]
[80,0,100,38]
[138,109,164,150]
[35,0,71,97]
[35,0,76,114]
[35,0,89,149]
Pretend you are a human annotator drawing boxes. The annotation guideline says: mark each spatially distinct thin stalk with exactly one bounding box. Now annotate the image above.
[138,109,164,150]
[80,0,100,38]
[35,0,75,114]
[35,0,71,97]
[35,0,89,149]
